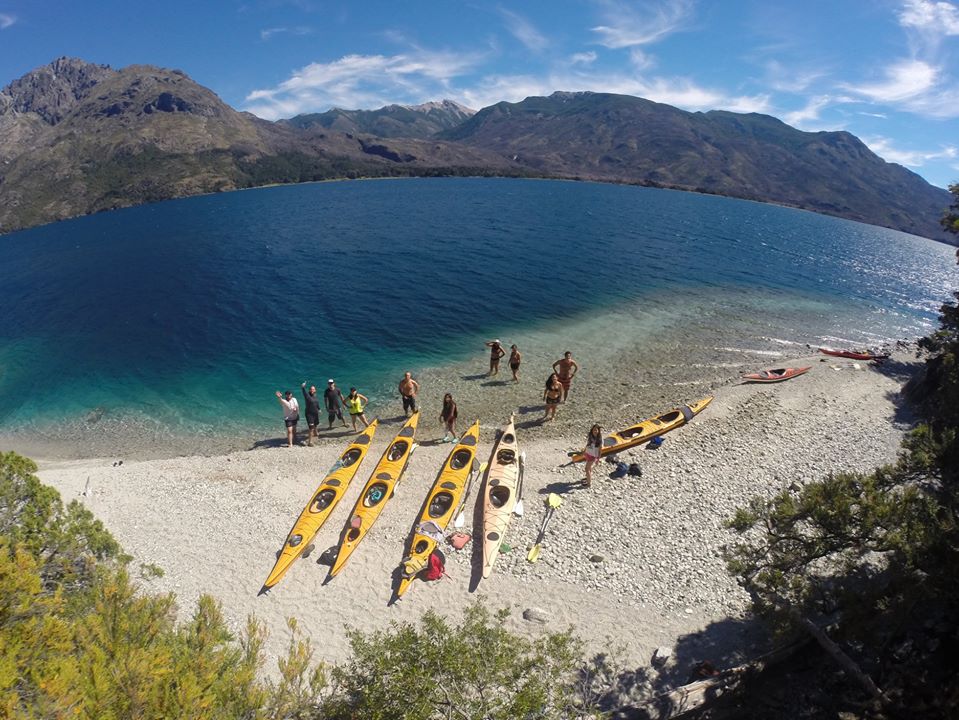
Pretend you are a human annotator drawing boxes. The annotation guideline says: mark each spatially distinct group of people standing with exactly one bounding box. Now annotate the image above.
[272,345,582,452]
[274,380,371,448]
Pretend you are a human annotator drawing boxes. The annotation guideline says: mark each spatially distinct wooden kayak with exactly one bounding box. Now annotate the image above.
[395,420,481,599]
[261,420,379,591]
[819,348,889,361]
[328,412,419,579]
[481,415,520,579]
[570,396,713,463]
[742,366,811,383]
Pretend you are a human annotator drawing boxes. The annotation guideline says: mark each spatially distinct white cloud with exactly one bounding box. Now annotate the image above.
[591,0,693,49]
[629,48,655,70]
[784,95,833,127]
[570,51,597,65]
[863,135,958,167]
[244,49,484,119]
[454,70,770,116]
[260,26,313,41]
[499,8,548,52]
[843,58,938,102]
[898,0,959,35]
[0,13,16,29]
[763,60,827,93]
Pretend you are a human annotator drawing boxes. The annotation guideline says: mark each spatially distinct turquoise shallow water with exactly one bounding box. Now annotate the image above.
[0,177,955,456]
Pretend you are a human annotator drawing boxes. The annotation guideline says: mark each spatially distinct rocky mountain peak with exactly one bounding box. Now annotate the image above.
[0,56,115,124]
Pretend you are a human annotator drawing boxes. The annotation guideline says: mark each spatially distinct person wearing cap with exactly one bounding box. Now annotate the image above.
[583,423,603,488]
[300,382,321,445]
[324,379,348,430]
[485,339,506,376]
[275,390,300,448]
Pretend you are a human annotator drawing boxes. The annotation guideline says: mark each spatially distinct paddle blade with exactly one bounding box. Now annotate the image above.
[547,493,563,508]
[513,499,524,517]
[526,544,541,563]
[453,510,465,529]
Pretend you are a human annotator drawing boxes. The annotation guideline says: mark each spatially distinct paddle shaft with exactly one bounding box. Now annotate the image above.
[533,506,556,545]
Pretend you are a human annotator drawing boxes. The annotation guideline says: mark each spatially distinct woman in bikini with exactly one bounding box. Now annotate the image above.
[542,373,563,422]
[583,424,603,488]
[440,393,458,442]
[508,344,522,382]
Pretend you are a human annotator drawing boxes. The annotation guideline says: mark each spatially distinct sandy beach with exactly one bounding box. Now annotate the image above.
[19,342,918,697]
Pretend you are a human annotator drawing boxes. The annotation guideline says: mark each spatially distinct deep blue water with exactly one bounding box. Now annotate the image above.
[0,177,955,450]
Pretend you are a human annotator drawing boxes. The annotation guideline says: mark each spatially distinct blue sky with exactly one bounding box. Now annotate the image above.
[1,1,957,188]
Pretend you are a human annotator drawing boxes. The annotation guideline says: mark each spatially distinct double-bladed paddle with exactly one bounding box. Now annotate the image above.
[526,493,563,563]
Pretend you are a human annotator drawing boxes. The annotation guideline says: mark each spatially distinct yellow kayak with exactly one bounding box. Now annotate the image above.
[570,396,712,463]
[328,412,419,579]
[396,420,481,599]
[261,420,379,591]
[481,415,520,579]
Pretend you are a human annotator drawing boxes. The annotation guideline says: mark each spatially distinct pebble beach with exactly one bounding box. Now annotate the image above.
[23,341,918,698]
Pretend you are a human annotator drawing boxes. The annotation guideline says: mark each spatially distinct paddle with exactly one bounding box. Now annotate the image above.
[513,451,527,517]
[526,493,563,563]
[453,460,487,529]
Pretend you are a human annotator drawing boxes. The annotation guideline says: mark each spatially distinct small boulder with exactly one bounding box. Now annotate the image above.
[589,554,605,563]
[652,646,672,666]
[522,607,550,624]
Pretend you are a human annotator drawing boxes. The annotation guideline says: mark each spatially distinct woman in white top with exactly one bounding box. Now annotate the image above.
[583,424,603,488]
[275,390,299,447]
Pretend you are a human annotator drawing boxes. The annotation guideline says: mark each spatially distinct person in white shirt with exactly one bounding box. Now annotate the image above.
[275,389,299,447]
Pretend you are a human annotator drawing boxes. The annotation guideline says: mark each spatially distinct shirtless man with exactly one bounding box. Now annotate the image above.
[398,371,420,416]
[552,351,579,402]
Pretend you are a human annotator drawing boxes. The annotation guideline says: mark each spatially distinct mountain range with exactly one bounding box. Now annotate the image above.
[0,58,952,242]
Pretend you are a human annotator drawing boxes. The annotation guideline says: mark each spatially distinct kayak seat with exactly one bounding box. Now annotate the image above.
[341,448,362,467]
[497,449,516,464]
[450,449,472,470]
[388,441,409,461]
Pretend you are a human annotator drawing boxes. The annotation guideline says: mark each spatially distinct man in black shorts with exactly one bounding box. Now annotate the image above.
[301,382,321,445]
[398,371,419,416]
[324,379,349,430]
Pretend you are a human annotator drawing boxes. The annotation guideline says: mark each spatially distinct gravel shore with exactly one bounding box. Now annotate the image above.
[28,346,916,692]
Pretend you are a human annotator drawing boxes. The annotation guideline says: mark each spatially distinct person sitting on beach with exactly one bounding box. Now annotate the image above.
[583,424,603,488]
[543,373,563,422]
[324,379,349,430]
[485,339,506,376]
[509,344,522,382]
[440,393,458,442]
[552,351,579,402]
[346,387,370,432]
[398,372,420,417]
[275,390,299,447]
[300,382,321,446]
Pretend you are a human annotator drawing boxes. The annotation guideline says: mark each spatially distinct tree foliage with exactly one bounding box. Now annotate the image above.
[723,217,959,716]
[0,452,601,718]
[322,603,597,720]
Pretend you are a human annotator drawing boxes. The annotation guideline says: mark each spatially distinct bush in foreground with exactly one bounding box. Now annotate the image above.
[0,451,602,719]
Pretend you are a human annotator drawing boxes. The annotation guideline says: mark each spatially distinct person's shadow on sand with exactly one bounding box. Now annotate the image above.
[249,437,298,450]
[461,373,488,381]
[538,480,583,496]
